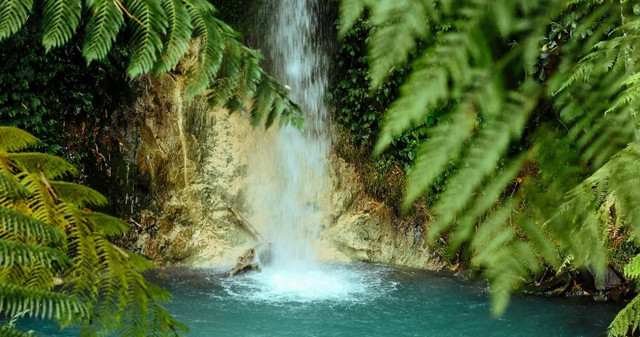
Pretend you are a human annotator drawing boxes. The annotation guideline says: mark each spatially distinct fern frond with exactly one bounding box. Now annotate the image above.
[49,181,108,207]
[367,0,431,87]
[0,283,89,326]
[0,0,33,42]
[609,294,640,337]
[0,206,65,245]
[82,210,130,236]
[250,80,275,126]
[41,0,82,51]
[124,0,168,77]
[153,0,192,74]
[8,153,77,179]
[0,239,70,269]
[184,0,223,97]
[0,127,40,153]
[0,172,30,199]
[404,102,477,206]
[338,0,365,37]
[82,0,125,63]
[0,325,35,337]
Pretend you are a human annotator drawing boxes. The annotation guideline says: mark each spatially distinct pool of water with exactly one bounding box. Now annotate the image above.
[24,263,620,336]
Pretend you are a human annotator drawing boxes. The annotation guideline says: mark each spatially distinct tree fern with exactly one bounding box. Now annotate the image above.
[0,0,302,128]
[82,0,125,63]
[0,127,186,336]
[341,0,640,328]
[0,127,39,152]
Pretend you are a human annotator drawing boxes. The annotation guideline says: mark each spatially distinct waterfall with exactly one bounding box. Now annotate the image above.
[246,0,333,271]
[225,2,395,302]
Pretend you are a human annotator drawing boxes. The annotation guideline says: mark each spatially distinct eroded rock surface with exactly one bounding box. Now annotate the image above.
[317,154,445,270]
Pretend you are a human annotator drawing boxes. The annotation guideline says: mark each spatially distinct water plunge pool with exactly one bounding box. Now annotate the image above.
[28,263,619,336]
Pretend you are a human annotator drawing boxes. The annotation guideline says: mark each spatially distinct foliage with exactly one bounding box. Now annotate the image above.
[0,15,130,160]
[0,0,303,129]
[0,126,185,336]
[332,19,453,211]
[340,0,640,334]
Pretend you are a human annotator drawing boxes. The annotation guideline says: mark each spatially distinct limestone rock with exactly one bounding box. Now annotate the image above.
[228,248,261,276]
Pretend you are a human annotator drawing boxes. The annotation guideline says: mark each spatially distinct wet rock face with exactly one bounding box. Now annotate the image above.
[105,52,443,270]
[115,73,259,267]
[317,154,445,270]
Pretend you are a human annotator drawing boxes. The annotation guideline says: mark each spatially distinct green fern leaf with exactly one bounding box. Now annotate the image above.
[367,0,431,87]
[250,80,275,126]
[0,239,70,269]
[82,210,130,236]
[0,206,65,245]
[153,0,192,74]
[49,181,108,207]
[184,0,224,97]
[0,0,33,42]
[41,0,82,51]
[8,153,77,180]
[404,103,477,207]
[0,127,40,153]
[338,0,365,38]
[609,294,640,337]
[0,172,30,199]
[82,0,125,63]
[0,325,35,337]
[0,283,89,325]
[124,0,168,77]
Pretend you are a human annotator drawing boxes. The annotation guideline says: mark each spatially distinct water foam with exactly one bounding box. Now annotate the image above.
[220,264,397,304]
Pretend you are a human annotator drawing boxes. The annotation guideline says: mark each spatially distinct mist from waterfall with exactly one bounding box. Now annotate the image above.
[246,0,332,272]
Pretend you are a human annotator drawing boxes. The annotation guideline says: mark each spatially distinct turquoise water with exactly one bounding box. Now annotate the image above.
[25,263,620,336]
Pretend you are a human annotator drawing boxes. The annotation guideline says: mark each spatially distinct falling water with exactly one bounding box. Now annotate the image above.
[246,0,333,272]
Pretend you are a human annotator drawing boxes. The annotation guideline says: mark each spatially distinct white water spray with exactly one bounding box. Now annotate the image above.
[231,0,398,302]
[247,0,331,271]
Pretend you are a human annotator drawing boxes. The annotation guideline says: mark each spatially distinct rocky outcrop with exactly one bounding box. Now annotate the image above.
[317,154,445,270]
[108,72,261,266]
[98,55,443,270]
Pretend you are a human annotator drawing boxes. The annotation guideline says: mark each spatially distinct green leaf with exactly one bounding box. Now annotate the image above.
[153,0,193,74]
[0,0,33,42]
[50,181,109,207]
[0,127,40,153]
[41,0,82,51]
[125,0,169,77]
[83,0,124,63]
[8,153,77,179]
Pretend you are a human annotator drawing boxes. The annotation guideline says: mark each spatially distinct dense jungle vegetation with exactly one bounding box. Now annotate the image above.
[1,0,640,336]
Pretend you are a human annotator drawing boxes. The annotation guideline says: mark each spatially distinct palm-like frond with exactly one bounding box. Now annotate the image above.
[0,325,36,337]
[41,0,81,51]
[0,239,70,269]
[0,0,33,41]
[0,284,89,326]
[342,0,640,322]
[49,181,108,208]
[0,127,40,153]
[184,0,224,97]
[0,206,64,245]
[1,0,303,128]
[8,153,77,180]
[153,0,192,74]
[82,0,124,63]
[0,128,186,336]
[125,0,168,77]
